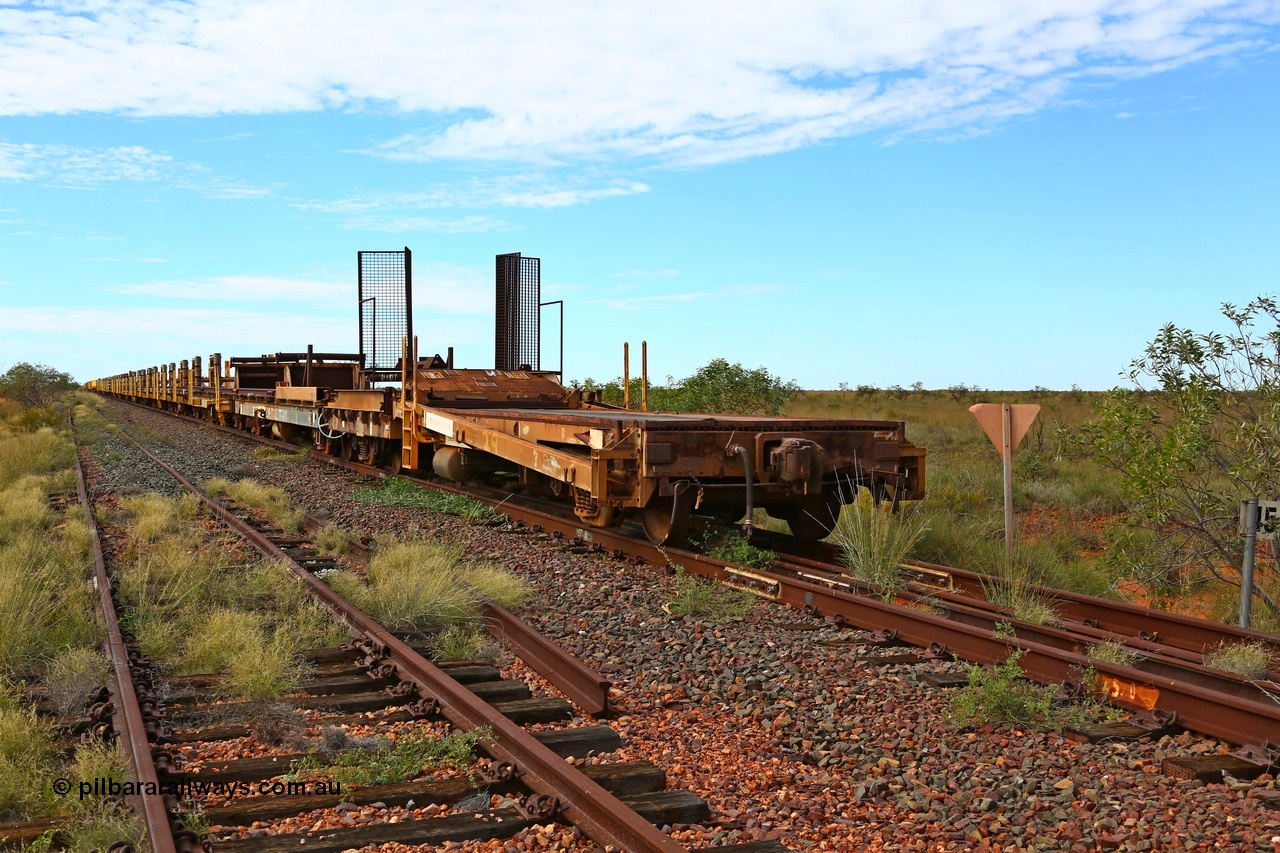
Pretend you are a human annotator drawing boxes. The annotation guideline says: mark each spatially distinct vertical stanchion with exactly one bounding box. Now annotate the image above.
[1002,403,1014,561]
[1241,497,1259,629]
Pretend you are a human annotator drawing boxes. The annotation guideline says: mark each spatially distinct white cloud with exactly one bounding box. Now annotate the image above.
[0,142,173,183]
[0,1,1273,167]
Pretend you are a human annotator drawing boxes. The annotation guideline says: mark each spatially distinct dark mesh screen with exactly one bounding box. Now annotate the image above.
[358,248,413,377]
[495,253,540,370]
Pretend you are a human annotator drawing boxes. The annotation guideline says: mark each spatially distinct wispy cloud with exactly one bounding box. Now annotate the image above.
[341,214,509,233]
[611,269,681,279]
[102,264,491,315]
[298,174,649,223]
[109,275,352,307]
[0,140,279,198]
[0,2,1272,167]
[0,143,174,182]
[583,283,784,311]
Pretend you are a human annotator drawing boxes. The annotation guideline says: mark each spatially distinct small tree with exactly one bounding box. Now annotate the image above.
[1080,297,1280,618]
[0,362,77,409]
[670,358,799,415]
[578,359,799,416]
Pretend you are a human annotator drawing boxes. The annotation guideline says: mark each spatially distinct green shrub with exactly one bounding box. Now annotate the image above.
[948,650,1056,728]
[664,569,756,620]
[432,626,485,660]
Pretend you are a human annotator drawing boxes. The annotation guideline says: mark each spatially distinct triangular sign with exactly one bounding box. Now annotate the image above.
[969,403,1041,452]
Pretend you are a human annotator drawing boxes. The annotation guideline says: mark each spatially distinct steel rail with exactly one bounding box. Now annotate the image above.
[72,435,182,853]
[767,556,1277,705]
[766,532,1280,659]
[766,549,1278,685]
[110,428,689,853]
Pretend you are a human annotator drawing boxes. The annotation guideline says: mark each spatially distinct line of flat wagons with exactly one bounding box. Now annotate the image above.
[89,251,925,544]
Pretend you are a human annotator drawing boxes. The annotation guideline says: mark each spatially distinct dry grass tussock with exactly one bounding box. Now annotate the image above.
[322,540,528,632]
[114,493,322,699]
[0,427,74,488]
[0,682,56,820]
[1206,640,1276,678]
[183,607,310,699]
[45,647,111,717]
[982,552,1061,627]
[205,477,304,532]
[0,468,99,674]
[829,495,930,591]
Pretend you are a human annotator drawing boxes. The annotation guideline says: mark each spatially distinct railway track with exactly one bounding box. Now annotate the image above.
[89,395,1280,848]
[98,394,1280,745]
[61,412,792,853]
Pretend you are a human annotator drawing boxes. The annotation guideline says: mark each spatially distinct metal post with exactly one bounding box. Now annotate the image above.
[1241,497,1259,629]
[1002,402,1014,561]
[539,300,564,382]
[641,341,649,411]
[623,342,630,409]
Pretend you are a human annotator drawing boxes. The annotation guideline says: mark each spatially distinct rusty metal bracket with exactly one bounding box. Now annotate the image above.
[920,642,952,660]
[406,697,441,718]
[1139,630,1161,644]
[515,794,565,820]
[824,613,849,629]
[1055,680,1085,702]
[866,628,900,646]
[385,680,419,698]
[1132,709,1179,731]
[369,662,399,680]
[477,759,519,783]
[1231,741,1280,768]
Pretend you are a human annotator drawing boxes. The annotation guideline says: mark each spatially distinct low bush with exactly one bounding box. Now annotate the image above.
[948,650,1056,728]
[289,728,487,786]
[664,569,756,620]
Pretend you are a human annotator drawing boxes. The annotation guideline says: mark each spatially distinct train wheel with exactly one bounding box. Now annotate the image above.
[641,483,693,545]
[783,489,842,541]
[340,436,355,462]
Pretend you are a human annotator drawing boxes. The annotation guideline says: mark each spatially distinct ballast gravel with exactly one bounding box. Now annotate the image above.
[96,399,1280,852]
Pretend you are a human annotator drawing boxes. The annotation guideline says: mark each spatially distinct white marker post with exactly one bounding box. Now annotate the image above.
[969,403,1041,560]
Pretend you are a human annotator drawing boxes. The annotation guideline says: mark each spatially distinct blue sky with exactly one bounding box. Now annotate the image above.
[1,1,1277,391]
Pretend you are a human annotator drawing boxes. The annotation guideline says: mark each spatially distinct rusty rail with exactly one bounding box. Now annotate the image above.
[72,440,183,853]
[110,428,688,853]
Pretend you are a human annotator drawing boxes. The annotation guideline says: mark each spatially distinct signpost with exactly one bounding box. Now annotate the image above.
[969,403,1041,560]
[1238,498,1279,629]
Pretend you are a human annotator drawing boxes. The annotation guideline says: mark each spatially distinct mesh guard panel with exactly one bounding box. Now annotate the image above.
[358,248,412,380]
[495,253,540,371]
